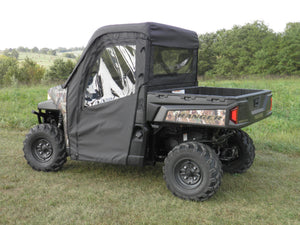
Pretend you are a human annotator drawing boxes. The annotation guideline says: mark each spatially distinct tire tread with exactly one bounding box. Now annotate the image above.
[163,142,222,201]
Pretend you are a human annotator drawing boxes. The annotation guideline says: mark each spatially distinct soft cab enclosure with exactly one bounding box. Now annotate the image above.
[63,22,200,165]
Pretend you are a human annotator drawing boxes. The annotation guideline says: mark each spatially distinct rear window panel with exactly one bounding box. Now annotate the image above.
[152,46,194,76]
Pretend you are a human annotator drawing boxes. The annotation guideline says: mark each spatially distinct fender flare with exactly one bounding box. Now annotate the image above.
[38,100,58,110]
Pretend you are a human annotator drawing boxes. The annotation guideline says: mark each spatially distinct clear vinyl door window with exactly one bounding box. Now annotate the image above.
[85,45,136,107]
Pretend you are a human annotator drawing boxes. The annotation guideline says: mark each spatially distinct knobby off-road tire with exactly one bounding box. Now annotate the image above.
[23,124,67,172]
[163,142,222,201]
[222,130,255,174]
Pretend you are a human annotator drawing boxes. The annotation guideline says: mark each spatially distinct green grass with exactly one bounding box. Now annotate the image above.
[0,130,299,224]
[0,85,53,130]
[0,77,300,224]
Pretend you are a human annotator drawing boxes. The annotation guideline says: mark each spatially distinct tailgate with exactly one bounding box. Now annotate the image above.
[235,89,272,127]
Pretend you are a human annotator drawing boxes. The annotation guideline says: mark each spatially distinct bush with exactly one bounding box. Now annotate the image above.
[0,55,20,86]
[17,58,45,85]
[45,58,75,82]
[3,49,19,59]
[63,53,76,59]
[48,50,57,56]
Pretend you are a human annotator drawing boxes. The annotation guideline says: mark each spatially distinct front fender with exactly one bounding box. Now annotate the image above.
[38,100,58,110]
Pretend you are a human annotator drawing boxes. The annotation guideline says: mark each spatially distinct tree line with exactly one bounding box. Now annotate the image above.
[198,21,300,77]
[16,46,84,54]
[3,46,84,59]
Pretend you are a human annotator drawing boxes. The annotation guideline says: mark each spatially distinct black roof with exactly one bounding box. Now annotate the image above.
[87,22,199,49]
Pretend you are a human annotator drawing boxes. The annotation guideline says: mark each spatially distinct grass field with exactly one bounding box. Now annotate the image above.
[0,77,299,224]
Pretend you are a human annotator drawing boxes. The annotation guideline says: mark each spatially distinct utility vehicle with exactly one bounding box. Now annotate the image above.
[23,22,272,201]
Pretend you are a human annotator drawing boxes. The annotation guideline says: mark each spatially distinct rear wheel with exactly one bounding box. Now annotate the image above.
[23,124,67,172]
[220,130,255,173]
[163,142,222,201]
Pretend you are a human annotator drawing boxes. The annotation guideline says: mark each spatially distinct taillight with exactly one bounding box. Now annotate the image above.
[270,97,272,111]
[230,106,239,124]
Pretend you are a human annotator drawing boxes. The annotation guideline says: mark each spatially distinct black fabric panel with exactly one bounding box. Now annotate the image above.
[66,32,148,164]
[77,95,136,164]
[66,69,81,158]
[148,23,199,49]
[86,22,198,50]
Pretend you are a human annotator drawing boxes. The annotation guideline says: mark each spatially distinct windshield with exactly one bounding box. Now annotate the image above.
[152,46,194,75]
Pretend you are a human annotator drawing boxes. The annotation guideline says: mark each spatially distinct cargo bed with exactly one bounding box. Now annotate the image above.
[147,86,272,128]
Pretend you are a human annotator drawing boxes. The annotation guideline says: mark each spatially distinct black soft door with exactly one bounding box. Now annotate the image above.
[76,44,137,164]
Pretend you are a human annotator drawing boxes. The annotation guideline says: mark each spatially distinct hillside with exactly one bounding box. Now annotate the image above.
[18,51,81,68]
[0,48,82,69]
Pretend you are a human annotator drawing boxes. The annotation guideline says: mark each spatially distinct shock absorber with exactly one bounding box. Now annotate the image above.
[58,113,63,128]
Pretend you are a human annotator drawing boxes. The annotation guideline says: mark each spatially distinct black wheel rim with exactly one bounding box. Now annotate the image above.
[220,146,240,163]
[220,135,241,164]
[174,159,203,189]
[32,138,53,162]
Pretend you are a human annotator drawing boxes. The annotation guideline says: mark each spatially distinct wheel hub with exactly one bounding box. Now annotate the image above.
[33,139,53,162]
[220,146,239,162]
[178,160,201,186]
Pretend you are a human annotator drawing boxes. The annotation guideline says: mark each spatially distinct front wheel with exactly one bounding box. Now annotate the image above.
[23,124,67,172]
[163,142,222,201]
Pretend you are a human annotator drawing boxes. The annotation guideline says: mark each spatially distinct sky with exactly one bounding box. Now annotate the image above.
[0,0,299,50]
